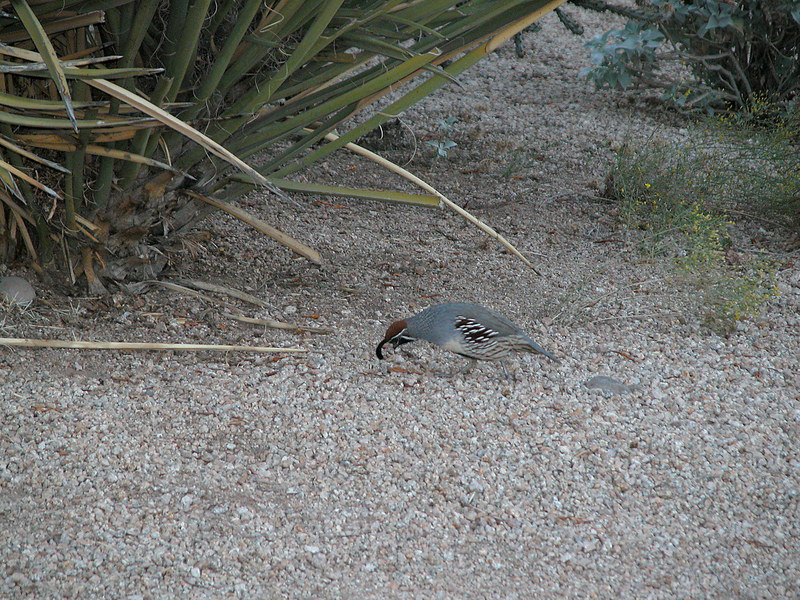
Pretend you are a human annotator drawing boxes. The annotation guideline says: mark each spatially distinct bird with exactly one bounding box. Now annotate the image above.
[376,302,559,376]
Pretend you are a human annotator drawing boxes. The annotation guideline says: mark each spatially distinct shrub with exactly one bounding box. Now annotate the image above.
[580,0,800,114]
[604,122,787,333]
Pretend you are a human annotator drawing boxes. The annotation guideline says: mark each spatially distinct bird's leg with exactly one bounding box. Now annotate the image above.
[485,360,514,382]
[459,358,478,375]
[436,358,477,378]
[500,361,511,380]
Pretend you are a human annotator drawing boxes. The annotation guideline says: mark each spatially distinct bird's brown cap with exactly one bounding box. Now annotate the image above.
[375,319,408,359]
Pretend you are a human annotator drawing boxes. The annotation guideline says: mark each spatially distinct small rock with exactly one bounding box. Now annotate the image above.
[307,353,326,369]
[468,479,485,493]
[585,375,635,394]
[0,276,35,306]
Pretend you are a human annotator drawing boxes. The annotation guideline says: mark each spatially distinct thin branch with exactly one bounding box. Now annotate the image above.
[0,337,306,353]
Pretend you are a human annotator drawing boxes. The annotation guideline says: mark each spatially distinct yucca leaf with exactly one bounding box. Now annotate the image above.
[116,0,159,70]
[339,32,460,84]
[184,190,321,264]
[0,188,34,224]
[0,135,70,173]
[0,55,122,72]
[230,177,442,207]
[13,137,192,178]
[1,8,105,42]
[162,0,214,103]
[9,0,78,132]
[379,13,447,37]
[83,77,290,200]
[223,0,347,118]
[84,145,192,178]
[0,90,105,111]
[326,131,541,274]
[228,50,442,159]
[17,123,159,148]
[0,160,23,201]
[0,337,306,353]
[30,66,162,79]
[179,0,264,122]
[0,110,154,128]
[273,0,566,178]
[0,155,61,200]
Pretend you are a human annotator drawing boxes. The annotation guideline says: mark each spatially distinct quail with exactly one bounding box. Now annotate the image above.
[376,302,559,375]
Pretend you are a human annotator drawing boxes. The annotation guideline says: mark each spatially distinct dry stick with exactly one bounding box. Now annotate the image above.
[152,280,330,333]
[223,312,331,334]
[0,338,305,353]
[184,189,320,264]
[592,312,683,323]
[82,246,108,296]
[320,131,542,276]
[151,280,228,306]
[12,211,38,267]
[180,279,269,307]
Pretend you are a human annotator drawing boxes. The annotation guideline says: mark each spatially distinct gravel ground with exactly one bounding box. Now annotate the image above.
[2,7,800,600]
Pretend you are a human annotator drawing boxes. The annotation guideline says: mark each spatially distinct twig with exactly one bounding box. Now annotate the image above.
[592,311,683,323]
[223,312,331,334]
[178,279,268,307]
[0,337,305,353]
[151,280,228,306]
[184,190,321,264]
[152,280,330,333]
[321,131,543,275]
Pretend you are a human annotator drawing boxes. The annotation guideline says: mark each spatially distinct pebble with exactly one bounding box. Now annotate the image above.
[0,276,35,306]
[585,375,635,394]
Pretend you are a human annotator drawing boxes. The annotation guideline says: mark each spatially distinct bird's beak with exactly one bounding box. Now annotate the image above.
[376,338,390,360]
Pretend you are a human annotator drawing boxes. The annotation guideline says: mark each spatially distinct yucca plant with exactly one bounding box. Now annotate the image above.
[0,0,565,290]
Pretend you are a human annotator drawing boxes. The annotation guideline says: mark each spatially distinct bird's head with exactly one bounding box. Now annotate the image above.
[375,319,414,359]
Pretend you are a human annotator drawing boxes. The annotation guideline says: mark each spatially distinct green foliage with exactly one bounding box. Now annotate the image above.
[427,117,459,158]
[581,21,664,90]
[605,125,785,333]
[714,102,800,226]
[606,140,729,258]
[701,258,778,335]
[427,140,458,158]
[438,117,458,132]
[500,149,533,178]
[581,0,800,113]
